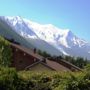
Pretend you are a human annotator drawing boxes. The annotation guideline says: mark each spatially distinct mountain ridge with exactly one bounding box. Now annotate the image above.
[0,16,90,59]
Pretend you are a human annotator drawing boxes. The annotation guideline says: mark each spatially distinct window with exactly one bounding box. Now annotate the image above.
[16,49,18,52]
[34,58,36,62]
[24,53,26,56]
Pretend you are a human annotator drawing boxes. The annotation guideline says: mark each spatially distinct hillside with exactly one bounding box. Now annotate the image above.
[0,16,62,56]
[0,18,35,50]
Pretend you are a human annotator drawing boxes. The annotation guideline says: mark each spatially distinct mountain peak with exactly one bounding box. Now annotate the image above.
[0,16,90,59]
[65,29,73,37]
[13,16,22,20]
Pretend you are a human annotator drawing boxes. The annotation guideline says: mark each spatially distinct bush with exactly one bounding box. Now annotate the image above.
[0,67,18,90]
[0,36,12,67]
[0,67,90,90]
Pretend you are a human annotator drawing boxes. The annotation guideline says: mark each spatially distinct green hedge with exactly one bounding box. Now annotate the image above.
[0,36,12,67]
[0,67,90,90]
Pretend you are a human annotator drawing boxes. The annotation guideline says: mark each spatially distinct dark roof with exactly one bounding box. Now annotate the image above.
[60,59,81,71]
[11,43,43,60]
[46,59,71,71]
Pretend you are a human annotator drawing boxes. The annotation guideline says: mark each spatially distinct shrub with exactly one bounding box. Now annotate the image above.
[0,67,18,90]
[0,36,12,67]
[0,68,90,90]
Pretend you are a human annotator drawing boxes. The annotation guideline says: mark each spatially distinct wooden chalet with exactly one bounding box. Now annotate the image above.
[10,42,81,72]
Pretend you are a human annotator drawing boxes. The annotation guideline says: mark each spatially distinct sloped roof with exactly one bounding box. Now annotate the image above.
[60,59,81,71]
[46,59,71,71]
[11,43,43,60]
[25,60,55,71]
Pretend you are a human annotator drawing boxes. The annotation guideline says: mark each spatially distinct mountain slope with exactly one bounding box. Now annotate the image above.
[0,16,90,59]
[0,16,62,56]
[0,17,35,49]
[24,19,90,59]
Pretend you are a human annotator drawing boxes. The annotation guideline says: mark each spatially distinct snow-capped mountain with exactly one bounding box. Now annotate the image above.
[0,16,90,59]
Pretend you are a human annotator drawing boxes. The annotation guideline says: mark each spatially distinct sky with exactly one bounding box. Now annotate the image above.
[0,0,90,42]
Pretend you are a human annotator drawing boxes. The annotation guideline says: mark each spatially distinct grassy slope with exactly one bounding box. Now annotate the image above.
[0,67,90,90]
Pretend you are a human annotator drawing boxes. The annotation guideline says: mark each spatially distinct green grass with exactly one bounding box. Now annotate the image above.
[0,67,90,90]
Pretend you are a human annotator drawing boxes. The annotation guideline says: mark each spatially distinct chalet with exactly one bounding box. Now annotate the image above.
[10,42,81,72]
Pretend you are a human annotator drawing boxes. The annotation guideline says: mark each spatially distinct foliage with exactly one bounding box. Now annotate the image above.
[0,36,12,67]
[0,67,90,90]
[84,64,90,72]
[0,67,18,90]
[64,56,89,69]
[38,49,51,58]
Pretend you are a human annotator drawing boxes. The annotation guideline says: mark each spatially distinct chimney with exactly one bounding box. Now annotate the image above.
[42,58,46,63]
